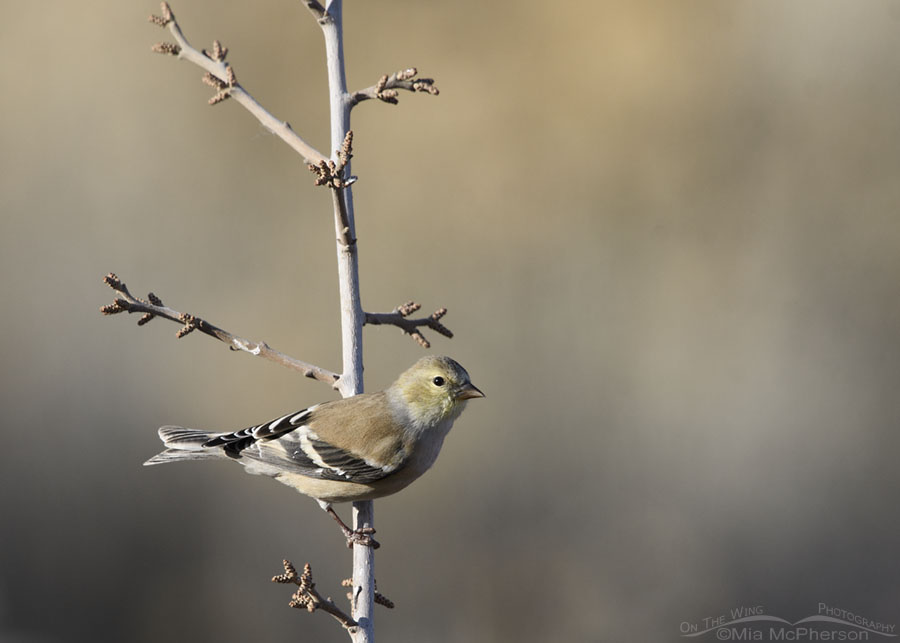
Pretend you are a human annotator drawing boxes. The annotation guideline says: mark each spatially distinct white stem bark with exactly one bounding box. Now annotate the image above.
[320,2,375,641]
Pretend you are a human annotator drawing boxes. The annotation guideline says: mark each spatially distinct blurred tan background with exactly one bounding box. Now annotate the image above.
[2,1,900,641]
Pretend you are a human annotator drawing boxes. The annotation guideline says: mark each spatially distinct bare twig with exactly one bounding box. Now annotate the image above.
[100,273,339,387]
[365,301,453,349]
[274,561,358,632]
[148,2,328,165]
[349,68,439,108]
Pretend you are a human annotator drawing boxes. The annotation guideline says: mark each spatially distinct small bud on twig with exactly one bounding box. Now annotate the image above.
[151,42,181,56]
[202,72,227,90]
[176,313,199,338]
[212,39,228,62]
[374,591,395,609]
[308,131,356,189]
[209,90,231,105]
[99,301,125,315]
[149,3,174,27]
[397,301,421,317]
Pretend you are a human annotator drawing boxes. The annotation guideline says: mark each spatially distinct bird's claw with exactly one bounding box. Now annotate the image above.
[344,526,380,549]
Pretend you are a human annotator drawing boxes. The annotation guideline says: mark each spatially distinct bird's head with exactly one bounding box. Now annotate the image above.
[389,356,484,429]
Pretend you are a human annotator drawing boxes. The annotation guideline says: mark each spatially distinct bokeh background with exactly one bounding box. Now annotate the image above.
[2,1,900,641]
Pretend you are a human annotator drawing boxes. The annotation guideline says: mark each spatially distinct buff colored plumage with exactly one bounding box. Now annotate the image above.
[145,356,483,545]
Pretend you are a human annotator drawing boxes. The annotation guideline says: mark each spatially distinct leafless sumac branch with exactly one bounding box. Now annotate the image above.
[148,2,328,165]
[141,3,448,640]
[273,560,358,632]
[365,301,453,348]
[350,68,439,108]
[100,273,339,386]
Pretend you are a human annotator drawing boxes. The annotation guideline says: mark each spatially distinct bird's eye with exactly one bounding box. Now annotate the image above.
[432,376,446,387]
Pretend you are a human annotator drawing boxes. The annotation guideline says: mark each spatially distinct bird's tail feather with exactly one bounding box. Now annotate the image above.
[144,425,222,466]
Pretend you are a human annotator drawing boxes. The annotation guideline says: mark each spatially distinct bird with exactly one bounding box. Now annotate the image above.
[145,356,483,547]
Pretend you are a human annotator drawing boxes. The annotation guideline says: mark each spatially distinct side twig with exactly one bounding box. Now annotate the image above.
[273,561,358,632]
[349,68,439,108]
[365,301,453,349]
[100,273,339,387]
[148,2,329,166]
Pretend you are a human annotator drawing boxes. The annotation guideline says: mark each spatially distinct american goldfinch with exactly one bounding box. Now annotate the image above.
[145,356,483,546]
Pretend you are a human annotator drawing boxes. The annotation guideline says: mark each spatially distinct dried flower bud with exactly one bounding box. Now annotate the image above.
[202,73,226,89]
[398,301,421,317]
[100,302,124,315]
[212,40,228,62]
[103,273,122,289]
[413,80,439,95]
[379,90,399,104]
[374,592,395,609]
[151,42,181,56]
[208,90,231,105]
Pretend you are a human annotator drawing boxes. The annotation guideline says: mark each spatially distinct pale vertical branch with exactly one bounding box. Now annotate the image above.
[317,2,375,641]
[144,3,444,639]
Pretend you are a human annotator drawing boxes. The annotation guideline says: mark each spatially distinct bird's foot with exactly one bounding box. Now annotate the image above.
[325,505,381,548]
[343,526,380,549]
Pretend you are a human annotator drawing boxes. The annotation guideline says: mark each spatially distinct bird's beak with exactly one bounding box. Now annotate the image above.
[458,383,485,400]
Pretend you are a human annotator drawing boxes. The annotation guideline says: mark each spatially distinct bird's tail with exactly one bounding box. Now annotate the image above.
[144,425,222,466]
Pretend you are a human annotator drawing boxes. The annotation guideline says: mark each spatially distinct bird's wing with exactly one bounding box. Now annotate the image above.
[203,400,408,484]
[202,407,317,456]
